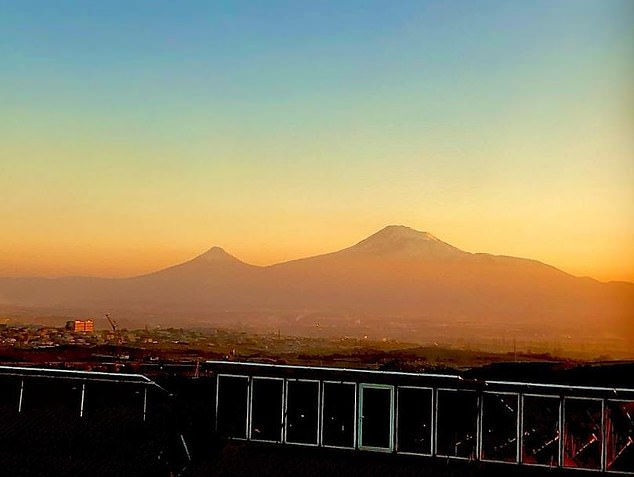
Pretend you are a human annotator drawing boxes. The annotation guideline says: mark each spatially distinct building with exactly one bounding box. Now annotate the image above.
[65,320,94,333]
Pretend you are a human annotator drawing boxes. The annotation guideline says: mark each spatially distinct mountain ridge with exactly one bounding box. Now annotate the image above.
[146,225,587,282]
[0,225,631,354]
[3,225,624,284]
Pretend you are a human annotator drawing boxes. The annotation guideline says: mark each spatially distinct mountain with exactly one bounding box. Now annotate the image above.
[343,225,466,258]
[156,246,255,273]
[0,225,632,354]
[263,227,630,327]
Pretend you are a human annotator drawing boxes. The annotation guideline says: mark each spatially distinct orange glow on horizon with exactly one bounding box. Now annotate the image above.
[1,224,632,283]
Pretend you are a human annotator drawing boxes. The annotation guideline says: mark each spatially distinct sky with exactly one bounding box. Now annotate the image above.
[1,0,633,281]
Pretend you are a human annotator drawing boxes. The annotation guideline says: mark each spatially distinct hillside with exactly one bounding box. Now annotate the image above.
[1,226,632,355]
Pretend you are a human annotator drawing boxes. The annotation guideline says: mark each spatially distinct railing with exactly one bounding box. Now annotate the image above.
[207,361,634,474]
[0,365,189,476]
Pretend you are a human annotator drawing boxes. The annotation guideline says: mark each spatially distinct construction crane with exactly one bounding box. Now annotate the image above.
[104,313,125,349]
[105,313,118,332]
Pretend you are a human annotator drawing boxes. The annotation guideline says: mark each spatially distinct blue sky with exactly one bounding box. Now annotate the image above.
[1,0,632,280]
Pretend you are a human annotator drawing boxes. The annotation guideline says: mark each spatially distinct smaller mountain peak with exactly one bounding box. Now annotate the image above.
[196,246,240,263]
[149,245,256,276]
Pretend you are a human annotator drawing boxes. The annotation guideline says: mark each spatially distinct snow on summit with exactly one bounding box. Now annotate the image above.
[346,225,466,258]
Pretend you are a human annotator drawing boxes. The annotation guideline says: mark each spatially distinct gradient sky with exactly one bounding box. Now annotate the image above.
[1,0,633,281]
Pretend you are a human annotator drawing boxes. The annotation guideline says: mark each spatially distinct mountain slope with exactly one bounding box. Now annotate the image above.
[262,227,629,327]
[0,225,631,347]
